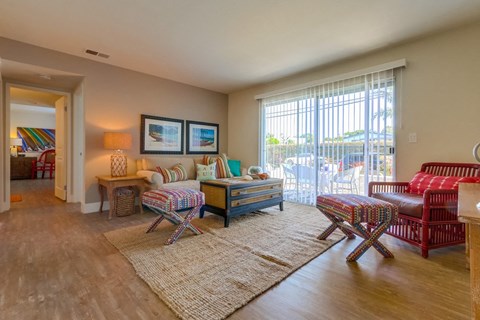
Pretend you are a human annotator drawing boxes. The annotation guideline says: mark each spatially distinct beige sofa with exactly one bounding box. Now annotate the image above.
[136,156,203,190]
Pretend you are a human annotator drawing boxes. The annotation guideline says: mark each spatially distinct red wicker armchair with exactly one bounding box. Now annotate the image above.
[368,162,480,258]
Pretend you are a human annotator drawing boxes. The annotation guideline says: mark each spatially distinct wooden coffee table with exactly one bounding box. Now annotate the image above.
[200,178,283,227]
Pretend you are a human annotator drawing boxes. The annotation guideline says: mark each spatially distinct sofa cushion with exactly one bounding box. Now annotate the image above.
[203,154,233,178]
[156,163,188,183]
[406,172,480,194]
[140,157,199,180]
[371,192,424,218]
[196,163,217,181]
[228,159,242,176]
[161,179,200,190]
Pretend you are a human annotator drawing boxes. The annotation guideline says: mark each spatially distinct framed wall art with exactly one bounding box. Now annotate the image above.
[186,120,218,154]
[140,114,184,154]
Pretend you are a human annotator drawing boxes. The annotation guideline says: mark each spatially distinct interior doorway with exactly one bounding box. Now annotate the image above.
[0,59,85,213]
[7,84,69,206]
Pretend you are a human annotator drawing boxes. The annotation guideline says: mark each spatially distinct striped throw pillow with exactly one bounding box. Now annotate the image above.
[203,154,233,178]
[156,163,188,183]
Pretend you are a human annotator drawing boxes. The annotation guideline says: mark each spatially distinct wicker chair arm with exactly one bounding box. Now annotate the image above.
[423,189,458,205]
[368,181,409,196]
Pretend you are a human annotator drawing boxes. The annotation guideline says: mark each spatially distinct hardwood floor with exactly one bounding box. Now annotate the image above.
[1,179,471,319]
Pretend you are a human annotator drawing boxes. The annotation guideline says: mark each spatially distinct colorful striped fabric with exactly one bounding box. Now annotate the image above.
[142,188,205,212]
[156,163,188,183]
[316,194,398,225]
[17,127,55,151]
[203,154,233,178]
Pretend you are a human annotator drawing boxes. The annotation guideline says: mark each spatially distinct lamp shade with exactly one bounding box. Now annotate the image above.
[10,138,23,146]
[103,132,132,150]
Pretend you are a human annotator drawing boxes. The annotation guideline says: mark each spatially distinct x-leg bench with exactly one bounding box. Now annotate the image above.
[316,194,398,262]
[142,188,205,245]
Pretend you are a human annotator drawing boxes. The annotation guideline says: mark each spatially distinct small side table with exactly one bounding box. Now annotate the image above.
[96,175,147,219]
[458,183,480,319]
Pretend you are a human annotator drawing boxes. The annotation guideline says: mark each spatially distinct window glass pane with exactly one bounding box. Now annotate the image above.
[262,71,395,205]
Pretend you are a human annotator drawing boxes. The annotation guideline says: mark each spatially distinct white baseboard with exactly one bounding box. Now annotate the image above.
[81,198,140,214]
[82,201,109,214]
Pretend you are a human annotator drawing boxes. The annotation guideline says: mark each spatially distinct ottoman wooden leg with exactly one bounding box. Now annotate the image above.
[318,211,356,240]
[165,206,203,245]
[346,221,394,262]
[146,215,165,233]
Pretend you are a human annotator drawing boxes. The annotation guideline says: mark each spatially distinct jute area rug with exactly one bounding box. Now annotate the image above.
[104,202,343,320]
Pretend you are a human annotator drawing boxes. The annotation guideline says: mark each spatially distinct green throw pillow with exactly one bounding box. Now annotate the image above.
[227,159,241,176]
[196,163,217,181]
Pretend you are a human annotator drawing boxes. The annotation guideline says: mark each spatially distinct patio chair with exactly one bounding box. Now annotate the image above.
[282,163,296,189]
[331,165,363,194]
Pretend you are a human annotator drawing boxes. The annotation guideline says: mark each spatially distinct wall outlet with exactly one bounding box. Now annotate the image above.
[408,133,417,143]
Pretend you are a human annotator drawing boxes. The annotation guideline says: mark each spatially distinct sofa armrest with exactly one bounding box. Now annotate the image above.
[137,170,164,189]
[368,181,409,196]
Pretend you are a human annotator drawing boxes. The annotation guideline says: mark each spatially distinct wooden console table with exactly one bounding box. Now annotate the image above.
[458,183,480,319]
[96,175,146,220]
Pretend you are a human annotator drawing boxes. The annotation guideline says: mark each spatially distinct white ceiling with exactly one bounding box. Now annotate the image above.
[1,0,480,94]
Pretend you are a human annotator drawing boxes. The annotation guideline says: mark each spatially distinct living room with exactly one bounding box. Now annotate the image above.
[1,1,480,319]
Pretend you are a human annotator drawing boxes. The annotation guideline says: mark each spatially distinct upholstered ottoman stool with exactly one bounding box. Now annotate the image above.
[316,194,398,262]
[142,188,205,245]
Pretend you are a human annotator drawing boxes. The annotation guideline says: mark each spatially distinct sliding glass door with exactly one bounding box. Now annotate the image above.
[261,71,395,205]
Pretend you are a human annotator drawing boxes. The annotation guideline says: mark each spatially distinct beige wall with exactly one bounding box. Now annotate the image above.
[0,37,228,206]
[228,21,480,181]
[10,105,56,137]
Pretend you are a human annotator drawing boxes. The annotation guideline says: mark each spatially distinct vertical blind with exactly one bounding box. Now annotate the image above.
[260,67,401,205]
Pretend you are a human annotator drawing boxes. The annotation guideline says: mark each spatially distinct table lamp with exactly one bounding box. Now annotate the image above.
[103,132,132,177]
[10,138,23,157]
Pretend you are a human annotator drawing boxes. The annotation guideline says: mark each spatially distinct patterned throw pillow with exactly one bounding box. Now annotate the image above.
[203,154,233,178]
[407,172,480,194]
[196,163,217,181]
[156,163,188,183]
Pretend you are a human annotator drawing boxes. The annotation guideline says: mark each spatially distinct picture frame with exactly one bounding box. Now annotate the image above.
[186,120,219,154]
[140,114,184,154]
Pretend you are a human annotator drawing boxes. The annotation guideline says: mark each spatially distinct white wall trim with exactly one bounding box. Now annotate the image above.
[82,201,108,214]
[82,197,141,214]
[254,59,407,100]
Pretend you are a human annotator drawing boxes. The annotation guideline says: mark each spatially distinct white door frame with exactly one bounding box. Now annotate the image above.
[1,81,83,211]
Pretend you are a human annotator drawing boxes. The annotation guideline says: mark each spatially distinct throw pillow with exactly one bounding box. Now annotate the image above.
[227,159,242,176]
[203,154,233,178]
[156,163,188,183]
[196,163,217,181]
[407,171,480,194]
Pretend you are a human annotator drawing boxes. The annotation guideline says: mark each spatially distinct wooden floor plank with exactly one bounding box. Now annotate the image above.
[1,179,471,319]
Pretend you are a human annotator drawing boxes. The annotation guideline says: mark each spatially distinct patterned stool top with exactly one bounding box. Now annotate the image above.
[143,188,205,212]
[316,194,398,224]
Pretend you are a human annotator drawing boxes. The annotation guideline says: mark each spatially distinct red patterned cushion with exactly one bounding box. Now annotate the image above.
[156,163,188,183]
[316,194,398,224]
[407,172,480,194]
[142,188,204,212]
